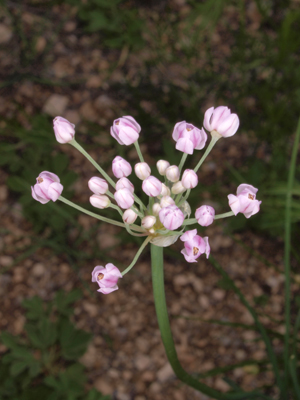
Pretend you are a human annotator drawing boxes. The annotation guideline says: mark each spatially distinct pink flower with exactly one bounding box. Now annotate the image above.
[123,209,138,224]
[92,263,122,294]
[53,116,75,144]
[181,169,198,189]
[110,116,141,145]
[172,121,207,154]
[203,106,239,137]
[166,165,180,182]
[195,205,215,226]
[159,205,184,230]
[228,184,261,218]
[134,162,151,180]
[157,160,170,175]
[90,194,110,209]
[112,156,132,178]
[88,177,108,195]
[114,188,134,209]
[160,196,175,208]
[141,215,156,229]
[31,171,63,204]
[142,176,162,197]
[180,229,210,263]
[115,177,134,193]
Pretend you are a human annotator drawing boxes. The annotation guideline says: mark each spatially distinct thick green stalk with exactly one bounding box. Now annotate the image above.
[134,140,144,163]
[283,117,300,394]
[178,153,188,173]
[150,244,266,400]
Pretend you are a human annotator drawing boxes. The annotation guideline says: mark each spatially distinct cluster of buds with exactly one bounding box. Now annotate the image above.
[32,106,261,294]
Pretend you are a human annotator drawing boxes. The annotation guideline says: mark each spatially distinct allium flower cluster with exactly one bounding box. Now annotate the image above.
[32,106,261,295]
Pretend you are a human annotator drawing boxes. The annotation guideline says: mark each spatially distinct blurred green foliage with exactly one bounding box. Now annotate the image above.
[0,290,110,400]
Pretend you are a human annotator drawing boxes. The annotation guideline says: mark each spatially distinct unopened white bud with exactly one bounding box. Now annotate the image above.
[160,183,171,197]
[134,162,151,180]
[171,181,186,194]
[142,215,156,229]
[90,194,110,209]
[152,203,162,216]
[157,160,170,176]
[123,209,138,224]
[160,196,175,208]
[166,165,180,182]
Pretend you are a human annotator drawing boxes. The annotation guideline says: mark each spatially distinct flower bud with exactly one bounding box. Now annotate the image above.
[31,171,63,204]
[159,205,184,231]
[141,215,156,229]
[166,165,180,182]
[92,263,122,294]
[160,196,175,208]
[90,194,110,209]
[157,160,170,176]
[152,203,162,216]
[160,183,171,197]
[116,177,134,194]
[172,121,207,154]
[203,106,239,138]
[110,116,141,145]
[114,188,134,209]
[134,162,151,180]
[171,181,186,194]
[123,209,138,224]
[142,176,162,197]
[195,205,215,226]
[112,156,132,178]
[88,177,108,195]
[53,116,75,144]
[181,169,198,189]
[228,184,261,218]
[180,229,210,262]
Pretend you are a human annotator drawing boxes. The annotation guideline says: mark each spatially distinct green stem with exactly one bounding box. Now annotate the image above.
[70,139,116,188]
[150,244,265,399]
[178,189,191,207]
[178,153,188,173]
[134,140,144,163]
[214,211,235,220]
[284,117,300,393]
[194,131,221,173]
[122,236,151,276]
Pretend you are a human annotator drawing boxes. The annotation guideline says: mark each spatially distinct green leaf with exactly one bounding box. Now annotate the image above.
[54,289,82,316]
[25,319,57,349]
[0,332,19,349]
[59,320,92,360]
[22,296,45,320]
[10,361,28,376]
[86,388,111,400]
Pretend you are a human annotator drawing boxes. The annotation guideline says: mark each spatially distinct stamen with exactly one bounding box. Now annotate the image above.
[115,121,120,125]
[37,177,43,183]
[186,127,192,131]
[97,273,104,281]
[193,247,199,256]
[248,194,254,200]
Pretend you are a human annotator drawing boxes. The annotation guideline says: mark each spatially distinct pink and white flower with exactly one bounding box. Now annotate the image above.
[123,209,138,224]
[134,162,151,180]
[228,184,261,218]
[112,156,132,178]
[157,160,170,176]
[115,177,134,193]
[114,188,135,209]
[195,205,215,226]
[53,116,75,144]
[166,165,180,183]
[92,263,122,294]
[88,177,108,195]
[31,171,63,204]
[90,194,110,209]
[110,116,140,145]
[181,169,198,189]
[159,205,184,230]
[172,121,207,154]
[180,229,210,263]
[203,106,239,138]
[142,176,162,197]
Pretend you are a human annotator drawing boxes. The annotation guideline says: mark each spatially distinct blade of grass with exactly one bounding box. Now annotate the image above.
[209,255,283,393]
[283,117,300,393]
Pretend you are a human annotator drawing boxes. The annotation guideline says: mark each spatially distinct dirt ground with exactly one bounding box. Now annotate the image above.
[0,1,297,399]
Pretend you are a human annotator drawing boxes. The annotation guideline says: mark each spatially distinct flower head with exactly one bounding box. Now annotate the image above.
[114,188,135,209]
[181,169,198,189]
[53,116,75,144]
[180,229,210,263]
[116,177,134,193]
[204,106,239,138]
[142,176,162,197]
[135,162,151,180]
[159,205,184,230]
[92,263,122,294]
[110,116,141,145]
[112,156,132,178]
[90,194,110,209]
[123,208,138,224]
[172,121,207,154]
[31,171,63,204]
[228,184,261,218]
[88,177,108,195]
[195,205,215,226]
